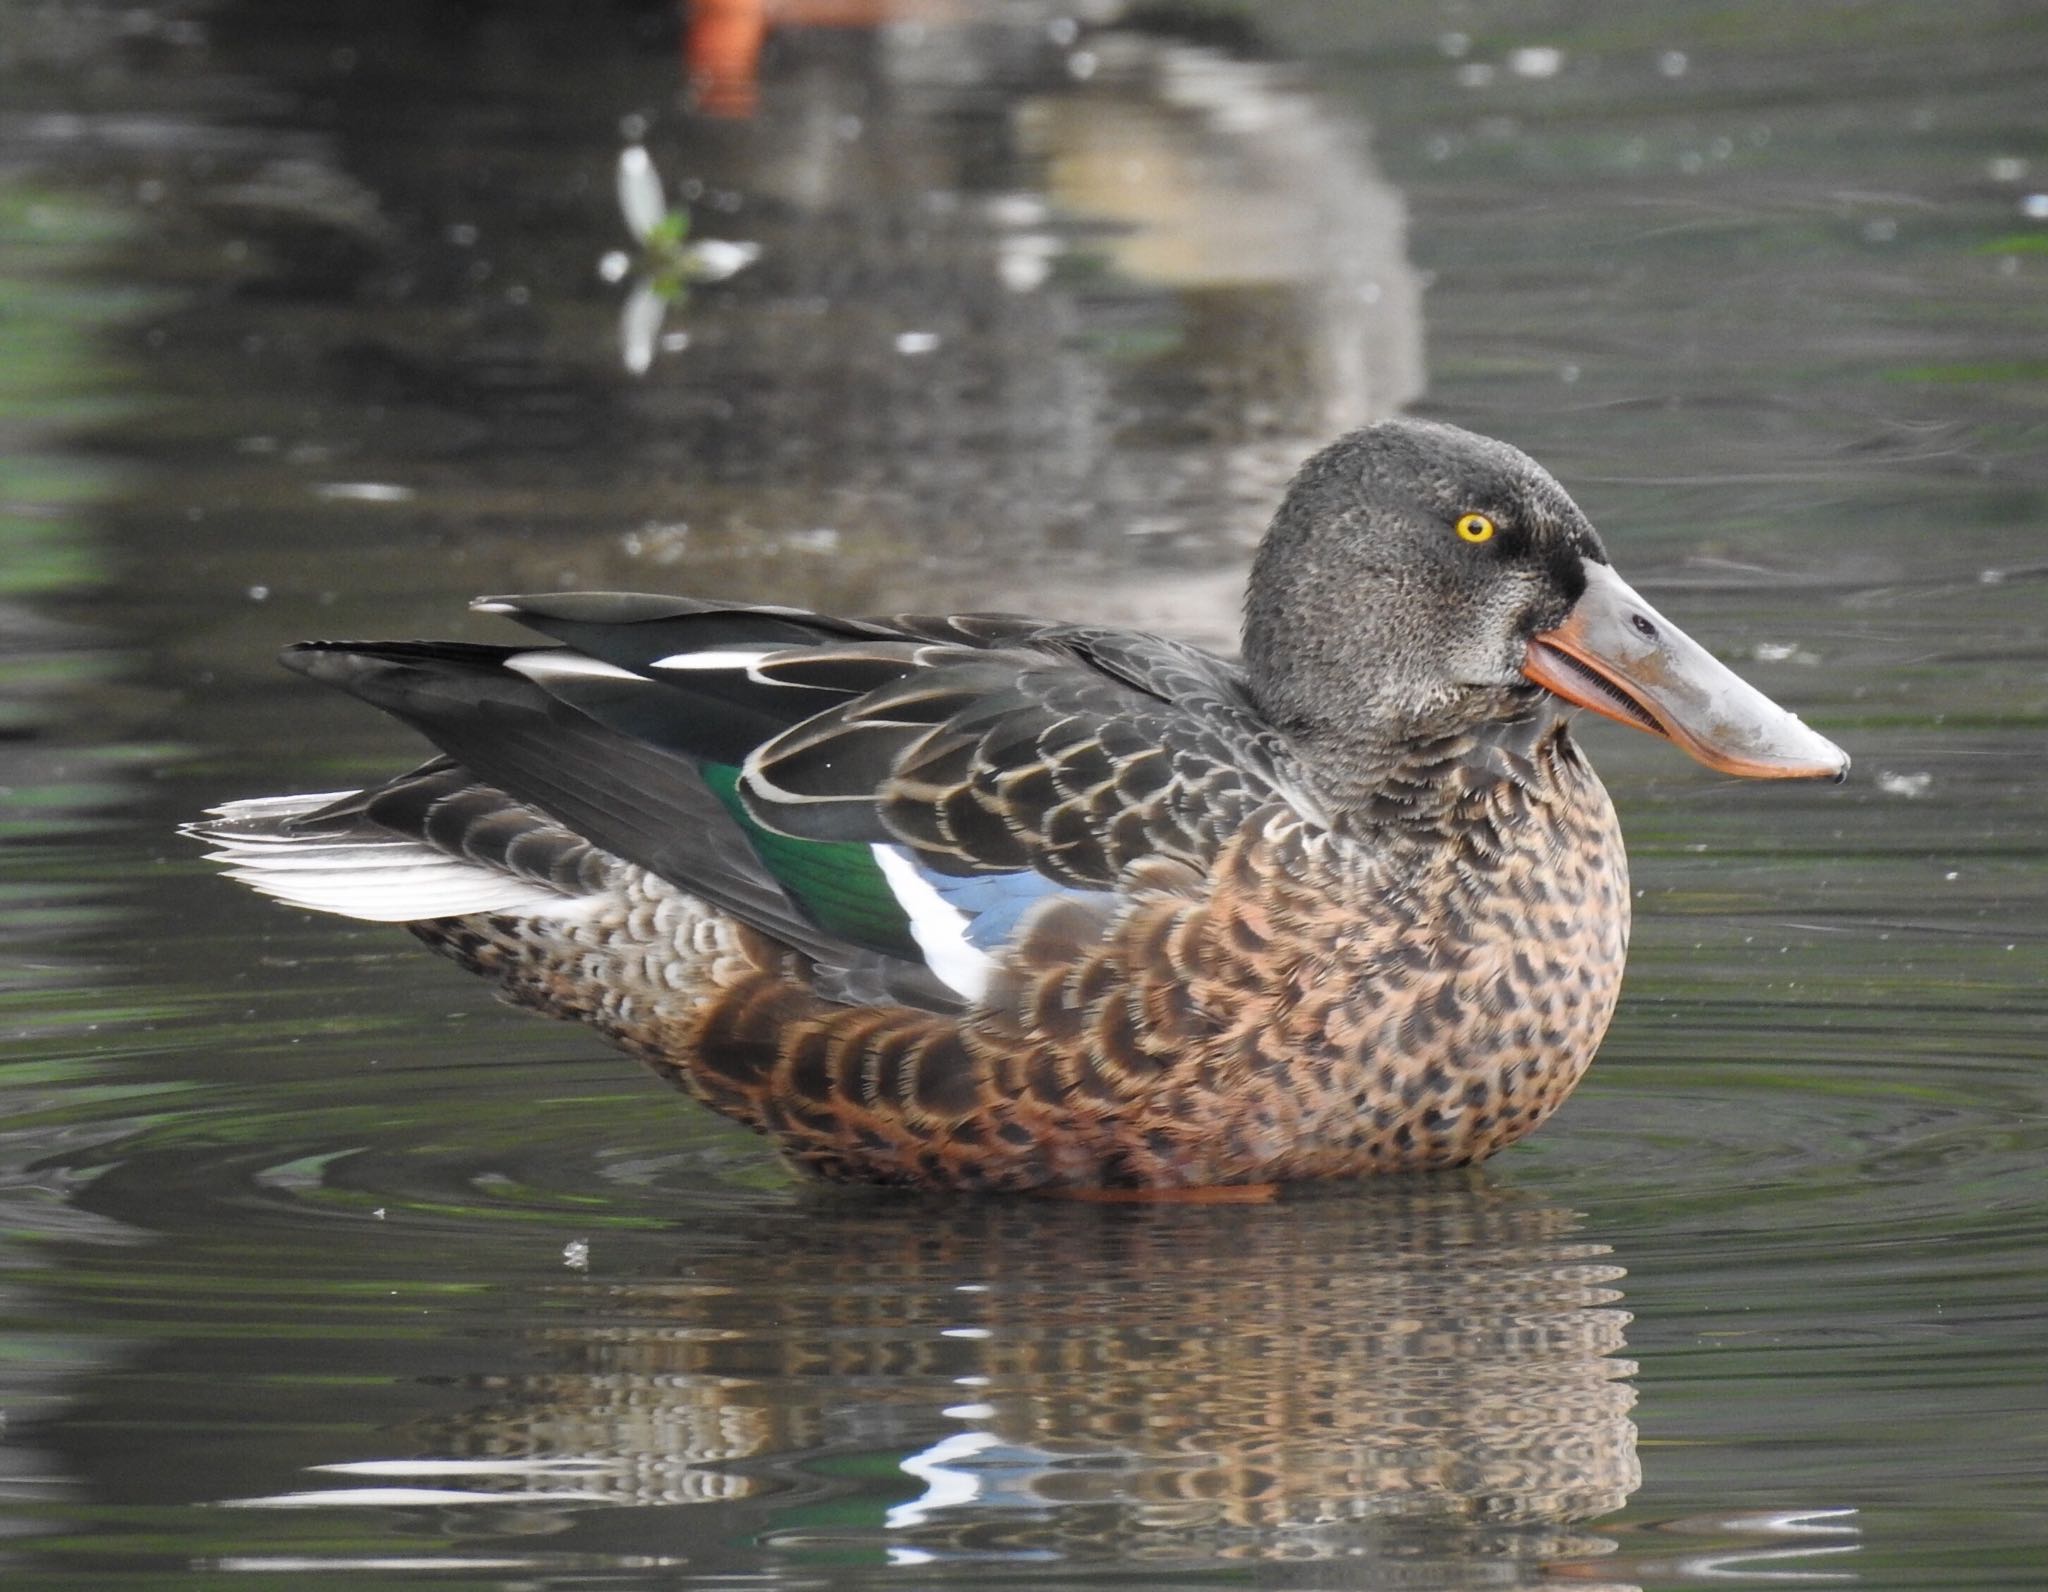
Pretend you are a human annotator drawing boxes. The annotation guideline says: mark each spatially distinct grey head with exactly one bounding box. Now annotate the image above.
[1244,418,1851,794]
[1243,418,1604,772]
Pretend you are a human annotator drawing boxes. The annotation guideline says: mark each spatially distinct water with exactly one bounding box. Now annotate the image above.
[2,0,2044,1585]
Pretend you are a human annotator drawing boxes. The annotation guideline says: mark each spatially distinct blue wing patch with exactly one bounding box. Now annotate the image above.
[920,864,1087,950]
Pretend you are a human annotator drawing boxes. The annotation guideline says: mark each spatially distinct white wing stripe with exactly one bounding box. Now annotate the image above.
[503,650,646,684]
[869,845,994,1003]
[649,648,775,670]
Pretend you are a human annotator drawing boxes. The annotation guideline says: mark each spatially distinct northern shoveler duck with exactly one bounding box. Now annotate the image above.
[191,421,1848,1192]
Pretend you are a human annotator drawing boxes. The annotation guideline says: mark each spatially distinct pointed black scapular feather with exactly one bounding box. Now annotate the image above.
[472,592,903,671]
[474,596,950,768]
[497,649,799,767]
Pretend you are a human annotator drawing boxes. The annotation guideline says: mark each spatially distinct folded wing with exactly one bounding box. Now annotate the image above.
[265,593,1294,1009]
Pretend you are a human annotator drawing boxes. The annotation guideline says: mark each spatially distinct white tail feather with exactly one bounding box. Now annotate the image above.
[192,793,602,924]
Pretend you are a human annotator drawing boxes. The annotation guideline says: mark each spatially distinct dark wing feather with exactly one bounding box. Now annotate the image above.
[279,640,959,1009]
[472,591,907,663]
[473,595,954,766]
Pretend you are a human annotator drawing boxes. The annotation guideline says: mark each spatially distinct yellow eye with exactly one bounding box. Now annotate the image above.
[1455,512,1497,544]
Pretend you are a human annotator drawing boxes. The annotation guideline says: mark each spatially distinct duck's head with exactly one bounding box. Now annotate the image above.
[1244,419,1848,784]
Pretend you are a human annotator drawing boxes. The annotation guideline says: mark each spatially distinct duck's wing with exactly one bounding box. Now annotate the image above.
[283,594,1297,1007]
[738,619,1294,883]
[481,593,1297,878]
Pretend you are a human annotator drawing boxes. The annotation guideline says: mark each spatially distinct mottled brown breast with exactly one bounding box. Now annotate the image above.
[949,721,1631,1187]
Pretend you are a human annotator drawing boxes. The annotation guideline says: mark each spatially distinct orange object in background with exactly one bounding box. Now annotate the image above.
[686,0,948,117]
[685,0,768,116]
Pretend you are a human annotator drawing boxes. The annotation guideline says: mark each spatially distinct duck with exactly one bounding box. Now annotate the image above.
[190,419,1848,1193]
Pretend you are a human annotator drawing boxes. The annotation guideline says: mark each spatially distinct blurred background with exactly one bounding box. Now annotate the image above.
[1,1,2043,1586]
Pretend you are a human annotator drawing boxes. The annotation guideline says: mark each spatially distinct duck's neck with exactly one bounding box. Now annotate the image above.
[1285,699,1581,833]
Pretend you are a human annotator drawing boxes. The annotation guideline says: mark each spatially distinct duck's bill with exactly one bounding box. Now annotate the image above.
[1523,562,1850,781]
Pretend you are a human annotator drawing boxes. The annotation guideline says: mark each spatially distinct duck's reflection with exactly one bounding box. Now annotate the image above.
[431,1177,1638,1574]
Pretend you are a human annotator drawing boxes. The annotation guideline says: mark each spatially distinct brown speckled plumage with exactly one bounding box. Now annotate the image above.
[190,420,1844,1190]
